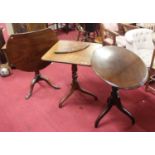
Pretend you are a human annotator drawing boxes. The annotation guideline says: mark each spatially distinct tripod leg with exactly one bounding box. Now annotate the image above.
[40,75,60,89]
[79,87,98,100]
[59,87,74,108]
[95,98,113,128]
[25,77,38,100]
[116,100,135,124]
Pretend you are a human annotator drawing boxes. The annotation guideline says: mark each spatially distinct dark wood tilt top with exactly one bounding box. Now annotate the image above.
[91,46,148,89]
[42,40,102,66]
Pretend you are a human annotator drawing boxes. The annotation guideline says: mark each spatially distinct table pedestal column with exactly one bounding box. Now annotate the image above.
[59,64,98,108]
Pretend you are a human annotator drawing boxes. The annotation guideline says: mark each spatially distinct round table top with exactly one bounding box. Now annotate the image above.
[91,46,148,89]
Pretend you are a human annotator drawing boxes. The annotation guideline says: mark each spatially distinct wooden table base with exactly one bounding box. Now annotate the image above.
[95,87,135,128]
[25,71,60,99]
[59,64,98,108]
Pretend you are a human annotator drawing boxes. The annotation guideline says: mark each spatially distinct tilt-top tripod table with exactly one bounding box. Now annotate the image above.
[91,46,148,128]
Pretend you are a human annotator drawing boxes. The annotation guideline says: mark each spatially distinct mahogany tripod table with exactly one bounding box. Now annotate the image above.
[91,46,148,128]
[42,40,102,108]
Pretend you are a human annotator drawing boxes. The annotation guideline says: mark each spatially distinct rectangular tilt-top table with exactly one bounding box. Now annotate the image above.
[42,40,102,108]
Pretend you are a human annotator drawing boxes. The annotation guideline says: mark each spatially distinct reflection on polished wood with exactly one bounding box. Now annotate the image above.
[42,40,102,107]
[53,41,90,54]
[91,46,148,128]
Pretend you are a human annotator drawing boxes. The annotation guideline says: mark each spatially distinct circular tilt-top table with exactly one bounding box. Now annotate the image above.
[91,46,148,128]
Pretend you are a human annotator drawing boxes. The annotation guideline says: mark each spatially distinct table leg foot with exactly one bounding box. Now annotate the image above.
[25,75,37,100]
[116,101,135,124]
[95,99,113,128]
[59,88,74,108]
[40,75,60,89]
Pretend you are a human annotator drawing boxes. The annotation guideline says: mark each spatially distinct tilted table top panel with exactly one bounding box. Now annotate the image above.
[91,46,148,89]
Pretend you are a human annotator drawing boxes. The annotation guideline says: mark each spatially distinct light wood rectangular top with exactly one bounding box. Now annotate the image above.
[41,40,102,66]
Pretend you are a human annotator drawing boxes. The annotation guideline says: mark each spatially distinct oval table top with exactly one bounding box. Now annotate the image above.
[91,46,148,89]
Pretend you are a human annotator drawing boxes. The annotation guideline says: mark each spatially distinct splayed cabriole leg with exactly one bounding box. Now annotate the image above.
[25,71,60,100]
[59,64,98,108]
[39,74,60,89]
[25,74,38,99]
[95,87,135,128]
[116,98,135,124]
[95,98,113,128]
